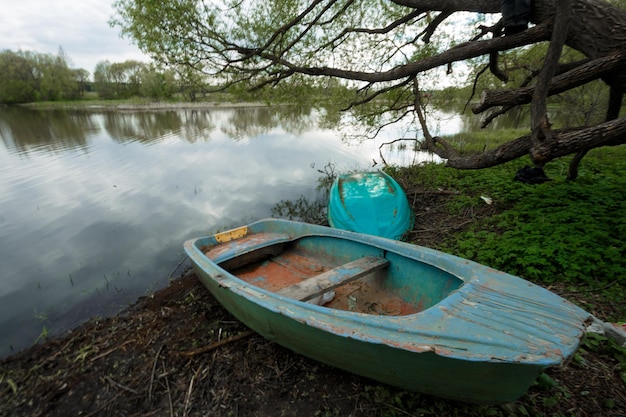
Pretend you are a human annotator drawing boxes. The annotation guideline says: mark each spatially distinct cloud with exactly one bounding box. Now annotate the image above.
[0,0,147,74]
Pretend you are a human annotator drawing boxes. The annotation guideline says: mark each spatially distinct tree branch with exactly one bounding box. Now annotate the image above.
[390,0,500,14]
[422,10,454,43]
[472,52,625,113]
[445,115,626,170]
[530,0,572,149]
[413,79,459,159]
[254,22,552,83]
[445,135,532,169]
[531,117,626,163]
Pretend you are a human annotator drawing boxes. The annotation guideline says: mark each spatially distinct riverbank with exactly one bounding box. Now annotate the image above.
[2,159,625,416]
[22,98,269,111]
[3,269,622,417]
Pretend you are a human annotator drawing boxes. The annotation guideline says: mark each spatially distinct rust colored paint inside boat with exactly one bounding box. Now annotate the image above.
[224,250,420,316]
[234,252,326,292]
[325,281,421,315]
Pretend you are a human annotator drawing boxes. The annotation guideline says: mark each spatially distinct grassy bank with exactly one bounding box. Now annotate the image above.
[391,145,626,320]
[396,143,626,312]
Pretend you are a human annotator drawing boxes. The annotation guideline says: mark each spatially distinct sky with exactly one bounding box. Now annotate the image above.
[0,0,148,76]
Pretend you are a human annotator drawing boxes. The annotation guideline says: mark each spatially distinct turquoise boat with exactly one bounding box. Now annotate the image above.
[328,171,413,239]
[184,219,590,404]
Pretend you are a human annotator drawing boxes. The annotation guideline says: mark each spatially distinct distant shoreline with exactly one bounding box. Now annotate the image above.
[20,100,270,111]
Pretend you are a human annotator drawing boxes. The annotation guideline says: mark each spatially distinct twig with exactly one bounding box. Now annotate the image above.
[413,220,474,233]
[405,189,459,196]
[169,255,190,280]
[90,339,136,362]
[83,395,120,417]
[103,375,138,395]
[183,366,201,417]
[46,338,75,363]
[141,411,162,417]
[561,279,619,295]
[380,401,424,416]
[165,371,174,417]
[179,330,255,357]
[149,344,164,401]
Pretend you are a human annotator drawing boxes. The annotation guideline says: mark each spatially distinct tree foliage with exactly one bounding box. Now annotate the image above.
[0,49,82,104]
[93,59,184,100]
[0,50,183,103]
[112,0,626,176]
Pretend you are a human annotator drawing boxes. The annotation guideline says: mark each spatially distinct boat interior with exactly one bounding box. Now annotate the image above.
[205,233,464,317]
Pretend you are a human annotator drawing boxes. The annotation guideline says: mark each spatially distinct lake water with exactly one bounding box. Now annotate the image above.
[0,104,513,357]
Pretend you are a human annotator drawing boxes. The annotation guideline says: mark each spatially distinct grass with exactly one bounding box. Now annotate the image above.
[390,135,626,321]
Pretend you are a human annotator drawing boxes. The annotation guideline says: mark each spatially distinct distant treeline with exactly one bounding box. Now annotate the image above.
[0,49,89,104]
[0,48,209,105]
[0,48,468,108]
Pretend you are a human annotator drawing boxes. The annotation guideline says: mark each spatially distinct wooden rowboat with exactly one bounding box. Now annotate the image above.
[328,171,413,239]
[184,219,590,404]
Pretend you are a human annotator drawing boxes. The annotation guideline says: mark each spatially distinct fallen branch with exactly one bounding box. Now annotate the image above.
[183,366,201,417]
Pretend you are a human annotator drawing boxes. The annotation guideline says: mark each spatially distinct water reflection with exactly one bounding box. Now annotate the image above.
[0,105,326,154]
[0,104,531,158]
[102,110,216,144]
[0,108,96,154]
[0,105,389,358]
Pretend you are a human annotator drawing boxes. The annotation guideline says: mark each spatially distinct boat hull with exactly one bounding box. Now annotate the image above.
[328,171,413,239]
[184,219,589,404]
[195,271,545,403]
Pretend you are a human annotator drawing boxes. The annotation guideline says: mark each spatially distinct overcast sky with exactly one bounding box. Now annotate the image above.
[0,0,148,75]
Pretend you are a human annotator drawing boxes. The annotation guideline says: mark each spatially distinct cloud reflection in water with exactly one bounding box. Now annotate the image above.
[0,106,390,357]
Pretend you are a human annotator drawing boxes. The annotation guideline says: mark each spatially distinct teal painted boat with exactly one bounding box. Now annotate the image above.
[184,219,590,404]
[328,171,413,239]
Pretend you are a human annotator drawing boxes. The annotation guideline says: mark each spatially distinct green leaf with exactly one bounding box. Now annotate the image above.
[535,373,559,389]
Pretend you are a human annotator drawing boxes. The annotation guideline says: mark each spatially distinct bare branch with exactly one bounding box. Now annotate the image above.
[489,52,508,83]
[531,0,573,148]
[422,10,454,44]
[253,22,551,83]
[413,79,459,159]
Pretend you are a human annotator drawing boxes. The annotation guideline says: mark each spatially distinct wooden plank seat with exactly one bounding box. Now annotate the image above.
[276,256,390,302]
